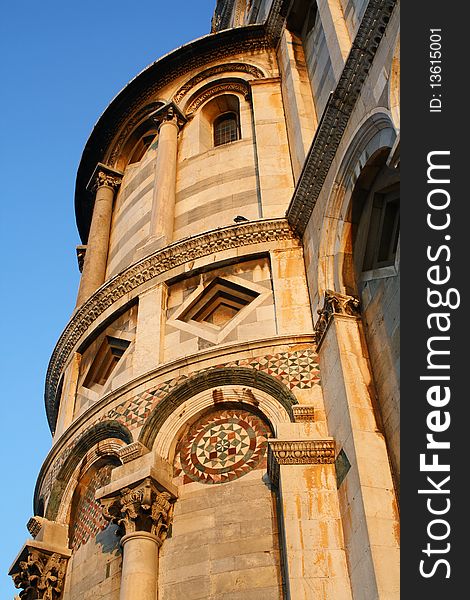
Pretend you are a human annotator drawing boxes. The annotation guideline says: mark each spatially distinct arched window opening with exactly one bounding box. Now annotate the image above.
[350,148,400,281]
[213,112,239,146]
[128,133,158,165]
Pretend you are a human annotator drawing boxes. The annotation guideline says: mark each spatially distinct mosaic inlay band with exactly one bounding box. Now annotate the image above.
[174,409,270,485]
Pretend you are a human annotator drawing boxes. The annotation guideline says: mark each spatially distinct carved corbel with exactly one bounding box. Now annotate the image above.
[99,476,176,545]
[313,290,360,346]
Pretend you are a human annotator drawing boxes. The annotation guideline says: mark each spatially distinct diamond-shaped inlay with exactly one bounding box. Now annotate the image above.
[174,409,270,485]
[167,275,272,345]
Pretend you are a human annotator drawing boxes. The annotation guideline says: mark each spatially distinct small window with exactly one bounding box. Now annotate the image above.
[363,189,400,271]
[214,112,239,147]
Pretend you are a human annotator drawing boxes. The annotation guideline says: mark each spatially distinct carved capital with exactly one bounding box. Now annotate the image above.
[100,477,175,544]
[10,546,70,600]
[76,245,86,273]
[313,290,360,346]
[292,405,315,422]
[86,163,123,193]
[268,439,335,465]
[152,102,187,130]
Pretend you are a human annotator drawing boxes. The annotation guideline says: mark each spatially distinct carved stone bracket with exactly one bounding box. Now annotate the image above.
[313,290,360,347]
[99,477,176,545]
[86,163,123,193]
[9,544,71,600]
[26,517,45,539]
[268,439,335,465]
[292,406,315,422]
[118,441,149,464]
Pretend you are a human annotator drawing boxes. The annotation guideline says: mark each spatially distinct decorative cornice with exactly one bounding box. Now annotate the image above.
[313,290,360,346]
[10,546,70,600]
[185,80,251,117]
[174,62,264,105]
[86,163,123,194]
[286,0,398,234]
[100,477,175,543]
[292,405,315,422]
[268,439,335,465]
[45,218,297,432]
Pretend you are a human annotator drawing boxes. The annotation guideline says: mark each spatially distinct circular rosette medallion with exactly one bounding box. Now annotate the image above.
[177,409,270,485]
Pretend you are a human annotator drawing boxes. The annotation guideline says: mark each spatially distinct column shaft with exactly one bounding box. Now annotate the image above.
[76,183,116,306]
[149,118,179,246]
[120,532,159,600]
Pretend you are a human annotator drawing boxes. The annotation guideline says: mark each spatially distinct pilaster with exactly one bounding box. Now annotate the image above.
[314,290,400,599]
[268,437,352,599]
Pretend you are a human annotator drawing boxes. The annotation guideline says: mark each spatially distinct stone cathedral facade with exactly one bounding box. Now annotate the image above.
[10,1,400,598]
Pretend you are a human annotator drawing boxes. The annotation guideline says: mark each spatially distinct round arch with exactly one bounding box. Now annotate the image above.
[42,420,132,520]
[317,112,397,297]
[139,367,297,451]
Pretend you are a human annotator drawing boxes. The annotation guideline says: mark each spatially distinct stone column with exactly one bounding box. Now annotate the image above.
[314,290,400,599]
[76,164,123,307]
[149,104,185,249]
[99,475,176,600]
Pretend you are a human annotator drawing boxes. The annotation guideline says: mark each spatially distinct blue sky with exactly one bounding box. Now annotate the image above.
[0,1,215,594]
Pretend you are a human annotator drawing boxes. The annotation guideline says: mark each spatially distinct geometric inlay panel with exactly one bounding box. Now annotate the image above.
[174,409,271,485]
[70,464,114,550]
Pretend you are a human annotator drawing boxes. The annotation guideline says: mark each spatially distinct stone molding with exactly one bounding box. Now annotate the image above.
[286,0,398,234]
[268,439,335,465]
[100,477,176,544]
[86,163,123,194]
[174,62,265,104]
[118,441,149,464]
[313,290,360,347]
[10,545,71,600]
[292,405,315,422]
[45,218,296,432]
[185,80,251,116]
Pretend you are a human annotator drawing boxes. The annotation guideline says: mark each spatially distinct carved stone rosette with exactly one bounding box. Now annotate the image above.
[10,548,68,600]
[268,440,335,465]
[100,477,175,545]
[313,290,360,346]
